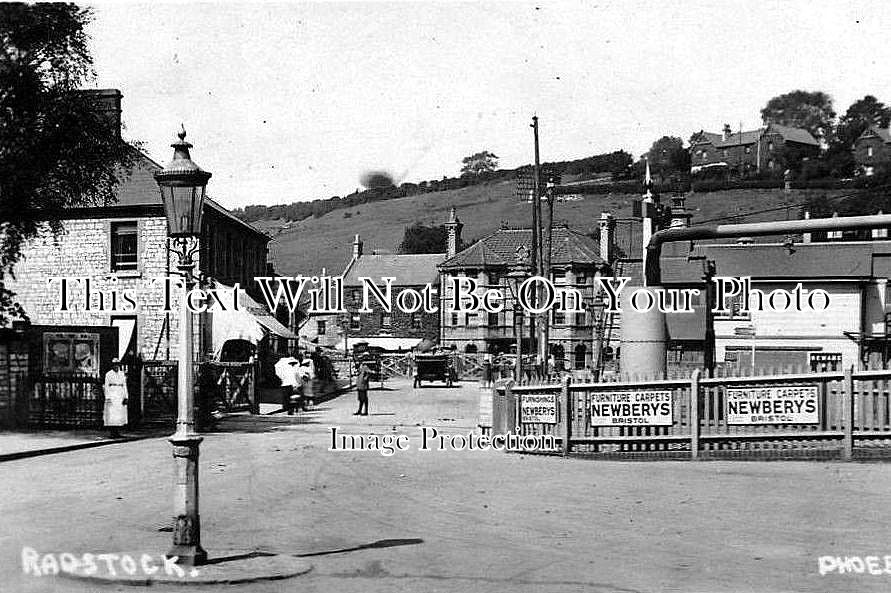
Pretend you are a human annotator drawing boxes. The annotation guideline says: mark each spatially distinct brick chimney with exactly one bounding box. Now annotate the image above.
[598,212,615,263]
[82,89,122,138]
[444,206,463,258]
[352,233,363,258]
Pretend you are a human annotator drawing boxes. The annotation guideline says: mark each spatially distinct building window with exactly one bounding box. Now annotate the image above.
[317,320,327,335]
[574,344,587,370]
[381,313,391,328]
[575,310,587,326]
[575,272,587,286]
[768,141,774,151]
[488,312,499,327]
[552,270,566,284]
[466,312,478,326]
[411,313,421,329]
[722,149,728,158]
[350,314,361,330]
[553,311,566,325]
[868,146,874,158]
[451,312,459,325]
[702,151,708,160]
[110,222,138,272]
[744,145,752,154]
[350,289,361,304]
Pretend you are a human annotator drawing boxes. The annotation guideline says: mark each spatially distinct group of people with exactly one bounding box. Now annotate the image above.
[274,351,316,415]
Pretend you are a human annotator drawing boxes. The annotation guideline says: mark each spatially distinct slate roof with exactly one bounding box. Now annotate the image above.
[690,124,818,149]
[343,253,446,287]
[660,241,891,284]
[439,225,604,270]
[860,126,891,143]
[73,149,268,240]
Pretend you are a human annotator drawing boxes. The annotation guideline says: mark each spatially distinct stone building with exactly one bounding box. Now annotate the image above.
[340,235,445,351]
[852,126,891,175]
[4,89,281,363]
[438,220,609,369]
[689,123,819,176]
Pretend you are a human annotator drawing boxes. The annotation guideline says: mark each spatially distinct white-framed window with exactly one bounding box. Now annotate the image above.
[745,145,752,154]
[350,314,361,330]
[868,146,874,158]
[110,221,138,272]
[768,141,774,151]
[381,313,391,328]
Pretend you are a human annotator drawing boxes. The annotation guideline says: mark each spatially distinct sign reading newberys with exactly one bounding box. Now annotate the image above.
[726,386,819,424]
[521,394,558,424]
[590,391,673,426]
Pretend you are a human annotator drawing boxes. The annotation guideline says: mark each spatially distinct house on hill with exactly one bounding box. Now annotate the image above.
[438,222,609,369]
[853,126,891,175]
[689,123,819,176]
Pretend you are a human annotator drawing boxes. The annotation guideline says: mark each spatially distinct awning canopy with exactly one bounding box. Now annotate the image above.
[209,281,298,355]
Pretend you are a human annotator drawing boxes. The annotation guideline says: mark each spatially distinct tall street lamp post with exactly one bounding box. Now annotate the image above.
[507,246,531,384]
[154,127,212,566]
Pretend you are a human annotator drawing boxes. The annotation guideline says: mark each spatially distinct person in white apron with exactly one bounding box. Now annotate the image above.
[103,358,129,438]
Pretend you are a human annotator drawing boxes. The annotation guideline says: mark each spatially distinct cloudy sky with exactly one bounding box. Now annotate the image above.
[86,1,891,210]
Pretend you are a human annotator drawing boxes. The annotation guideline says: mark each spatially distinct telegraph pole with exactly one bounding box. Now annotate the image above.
[529,116,542,368]
[531,116,551,378]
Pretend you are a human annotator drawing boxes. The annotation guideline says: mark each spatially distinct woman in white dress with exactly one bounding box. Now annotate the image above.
[103,358,129,438]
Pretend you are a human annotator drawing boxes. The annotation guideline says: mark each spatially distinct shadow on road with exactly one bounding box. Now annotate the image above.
[203,539,425,565]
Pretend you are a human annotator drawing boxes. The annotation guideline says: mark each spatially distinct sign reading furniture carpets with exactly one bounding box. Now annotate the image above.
[590,391,673,426]
[726,386,819,424]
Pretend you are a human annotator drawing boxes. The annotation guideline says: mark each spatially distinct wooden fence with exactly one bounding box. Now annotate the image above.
[489,366,891,460]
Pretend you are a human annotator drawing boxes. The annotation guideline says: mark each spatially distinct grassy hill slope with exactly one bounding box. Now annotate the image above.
[267,182,843,276]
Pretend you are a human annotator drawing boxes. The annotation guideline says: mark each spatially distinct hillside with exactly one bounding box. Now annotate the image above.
[267,183,846,277]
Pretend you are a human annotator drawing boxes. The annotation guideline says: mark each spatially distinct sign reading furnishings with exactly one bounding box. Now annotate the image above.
[521,394,558,424]
[726,386,819,424]
[590,391,673,426]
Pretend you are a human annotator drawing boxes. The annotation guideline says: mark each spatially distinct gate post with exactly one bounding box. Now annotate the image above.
[562,375,572,456]
[251,360,260,415]
[690,369,701,460]
[842,365,854,461]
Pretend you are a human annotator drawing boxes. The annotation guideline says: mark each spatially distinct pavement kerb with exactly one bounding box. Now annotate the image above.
[0,435,155,463]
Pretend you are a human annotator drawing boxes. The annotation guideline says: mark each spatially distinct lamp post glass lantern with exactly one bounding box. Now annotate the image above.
[154,126,211,566]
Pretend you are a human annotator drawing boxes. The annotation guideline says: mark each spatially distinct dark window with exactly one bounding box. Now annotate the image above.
[553,311,566,325]
[350,314,360,330]
[411,313,421,329]
[111,222,138,272]
[317,320,327,335]
[451,313,459,325]
[488,312,499,327]
[574,344,587,370]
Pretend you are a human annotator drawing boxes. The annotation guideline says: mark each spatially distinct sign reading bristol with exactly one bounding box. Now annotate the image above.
[590,391,673,426]
[521,394,558,424]
[726,386,819,424]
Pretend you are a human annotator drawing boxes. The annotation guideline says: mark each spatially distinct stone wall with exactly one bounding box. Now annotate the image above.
[5,216,197,361]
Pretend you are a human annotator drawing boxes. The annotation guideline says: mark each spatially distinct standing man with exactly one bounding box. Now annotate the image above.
[354,360,370,416]
[103,358,128,438]
[274,354,297,415]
